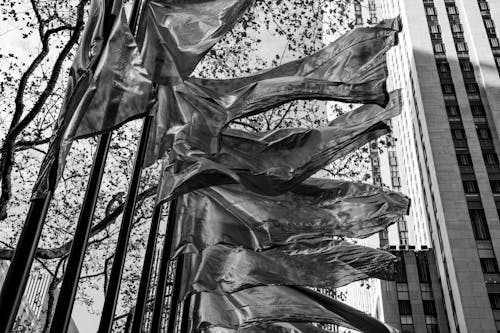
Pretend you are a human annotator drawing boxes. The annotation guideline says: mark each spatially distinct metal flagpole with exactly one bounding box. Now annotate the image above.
[130,204,162,332]
[150,198,178,333]
[48,1,143,331]
[166,254,185,333]
[0,1,120,332]
[179,295,192,333]
[97,114,154,333]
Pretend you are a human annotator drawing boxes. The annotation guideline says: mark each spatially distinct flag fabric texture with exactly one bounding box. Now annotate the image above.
[193,285,395,333]
[184,239,397,294]
[144,17,402,165]
[157,89,402,200]
[202,322,337,333]
[32,7,153,198]
[136,0,255,84]
[170,178,409,256]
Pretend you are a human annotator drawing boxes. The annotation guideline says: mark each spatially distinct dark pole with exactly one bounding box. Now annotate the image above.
[179,295,192,333]
[0,194,52,333]
[48,133,112,333]
[48,1,142,331]
[97,114,153,333]
[150,198,178,333]
[130,204,162,332]
[166,255,185,333]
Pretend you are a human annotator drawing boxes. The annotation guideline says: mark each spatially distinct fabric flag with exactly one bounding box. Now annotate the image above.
[202,322,337,333]
[136,0,255,84]
[193,285,396,333]
[186,239,397,294]
[157,89,402,200]
[144,17,402,165]
[170,178,409,256]
[32,8,154,198]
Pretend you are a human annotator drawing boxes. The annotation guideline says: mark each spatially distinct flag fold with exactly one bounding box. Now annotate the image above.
[171,179,409,256]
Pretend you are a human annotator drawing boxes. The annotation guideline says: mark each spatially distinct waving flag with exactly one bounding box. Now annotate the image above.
[32,7,154,198]
[193,285,395,333]
[136,0,255,83]
[185,239,397,294]
[157,90,401,199]
[202,322,337,333]
[170,178,409,256]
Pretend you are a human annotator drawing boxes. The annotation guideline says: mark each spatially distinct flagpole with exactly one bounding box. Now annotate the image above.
[48,133,112,333]
[179,294,192,332]
[97,114,153,333]
[150,198,178,333]
[0,194,52,333]
[166,255,184,333]
[130,204,162,332]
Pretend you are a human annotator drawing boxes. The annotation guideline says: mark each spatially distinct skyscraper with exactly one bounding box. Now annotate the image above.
[367,0,500,332]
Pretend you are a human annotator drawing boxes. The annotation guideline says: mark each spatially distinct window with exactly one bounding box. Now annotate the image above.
[426,7,436,15]
[495,57,500,68]
[457,153,472,166]
[463,180,479,193]
[417,254,432,283]
[423,300,437,316]
[434,43,445,54]
[456,41,468,52]
[490,37,500,48]
[460,60,473,72]
[426,324,439,333]
[477,128,491,139]
[399,300,412,316]
[442,84,455,94]
[489,293,500,309]
[451,23,463,33]
[469,209,491,240]
[484,152,499,165]
[447,5,458,14]
[395,254,407,282]
[481,258,500,273]
[401,324,414,333]
[479,1,489,11]
[437,61,449,73]
[389,151,398,165]
[490,180,500,193]
[484,18,495,29]
[446,105,459,116]
[452,128,465,140]
[466,83,479,94]
[429,24,441,34]
[470,104,485,116]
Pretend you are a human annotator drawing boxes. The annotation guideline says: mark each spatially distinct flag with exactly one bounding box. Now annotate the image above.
[193,285,395,333]
[186,239,397,294]
[32,8,154,198]
[136,0,255,84]
[202,322,337,333]
[144,17,402,165]
[170,178,409,256]
[157,90,402,199]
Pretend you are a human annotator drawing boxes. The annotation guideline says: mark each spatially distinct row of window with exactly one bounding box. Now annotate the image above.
[478,0,500,74]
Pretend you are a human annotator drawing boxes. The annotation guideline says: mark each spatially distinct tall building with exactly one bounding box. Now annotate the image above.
[370,0,500,332]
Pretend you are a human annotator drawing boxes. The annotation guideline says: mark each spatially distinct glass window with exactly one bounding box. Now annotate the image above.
[452,23,463,33]
[479,1,489,11]
[490,180,500,193]
[470,104,485,115]
[484,18,495,29]
[456,41,468,52]
[477,128,491,139]
[426,7,436,15]
[446,105,459,116]
[395,253,407,282]
[466,83,479,94]
[460,61,473,72]
[447,5,458,14]
[463,180,479,193]
[495,57,500,68]
[399,300,412,315]
[430,24,441,34]
[423,300,437,315]
[427,324,439,333]
[480,258,500,273]
[490,37,500,48]
[452,128,465,140]
[469,209,491,240]
[442,84,455,94]
[484,152,499,165]
[417,254,432,283]
[457,153,472,166]
[489,293,500,309]
[401,324,414,332]
[434,43,445,53]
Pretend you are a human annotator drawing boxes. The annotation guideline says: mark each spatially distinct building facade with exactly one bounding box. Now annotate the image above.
[370,0,500,332]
